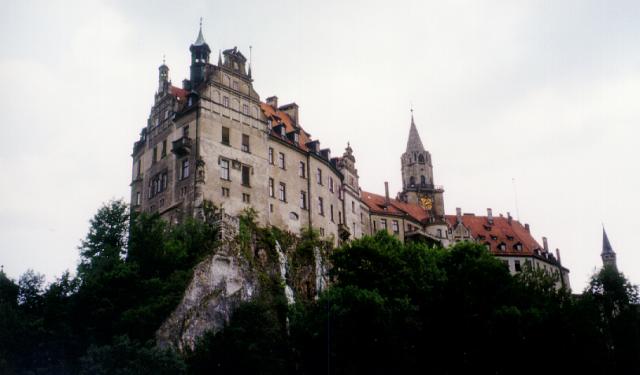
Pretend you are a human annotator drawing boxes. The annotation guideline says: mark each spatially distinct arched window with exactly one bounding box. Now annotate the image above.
[420,175,426,186]
[409,176,415,187]
[418,154,425,163]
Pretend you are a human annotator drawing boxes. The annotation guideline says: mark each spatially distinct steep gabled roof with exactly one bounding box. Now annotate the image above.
[361,191,430,223]
[445,214,542,256]
[260,102,311,151]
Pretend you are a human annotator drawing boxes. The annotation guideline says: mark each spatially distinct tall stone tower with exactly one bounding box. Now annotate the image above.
[601,227,617,270]
[398,112,445,221]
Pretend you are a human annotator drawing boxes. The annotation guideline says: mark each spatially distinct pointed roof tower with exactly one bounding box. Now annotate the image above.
[601,226,618,269]
[193,17,207,47]
[406,110,425,152]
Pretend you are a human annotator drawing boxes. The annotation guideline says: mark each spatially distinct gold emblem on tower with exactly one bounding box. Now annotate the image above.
[420,196,433,210]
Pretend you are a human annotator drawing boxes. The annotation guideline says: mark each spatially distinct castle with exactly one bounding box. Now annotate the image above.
[130,25,570,289]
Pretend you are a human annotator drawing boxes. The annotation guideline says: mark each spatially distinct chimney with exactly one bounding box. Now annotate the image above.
[525,223,530,233]
[266,96,278,109]
[555,248,562,265]
[456,207,462,224]
[507,212,512,225]
[487,208,493,224]
[542,237,549,252]
[384,182,390,207]
[279,102,299,126]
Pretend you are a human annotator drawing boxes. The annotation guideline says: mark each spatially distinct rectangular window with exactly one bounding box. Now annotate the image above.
[318,197,324,216]
[242,104,249,115]
[299,161,306,178]
[319,228,325,237]
[242,193,250,203]
[373,220,378,231]
[392,220,399,234]
[268,148,274,164]
[329,177,334,192]
[316,168,322,185]
[161,140,167,157]
[300,191,307,209]
[153,146,157,163]
[330,204,334,222]
[338,211,342,224]
[135,192,141,205]
[352,201,355,213]
[278,152,285,169]
[221,187,230,197]
[269,178,275,198]
[221,127,230,145]
[278,182,286,202]
[241,165,250,186]
[135,159,141,178]
[232,81,239,90]
[181,159,190,179]
[515,260,522,272]
[161,173,168,190]
[221,159,230,180]
[381,219,387,231]
[437,228,443,238]
[223,96,229,107]
[242,134,250,153]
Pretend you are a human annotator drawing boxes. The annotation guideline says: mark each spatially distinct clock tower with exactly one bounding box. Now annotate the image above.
[398,112,445,221]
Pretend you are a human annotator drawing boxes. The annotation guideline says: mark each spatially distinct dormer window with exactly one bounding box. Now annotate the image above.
[281,126,286,136]
[514,243,523,251]
[498,243,506,251]
[294,133,299,143]
[490,235,498,241]
[506,235,514,241]
[483,224,492,231]
[232,81,239,90]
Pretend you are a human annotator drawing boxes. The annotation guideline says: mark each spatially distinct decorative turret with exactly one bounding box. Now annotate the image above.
[189,19,211,87]
[601,227,617,270]
[158,56,169,93]
[336,142,359,193]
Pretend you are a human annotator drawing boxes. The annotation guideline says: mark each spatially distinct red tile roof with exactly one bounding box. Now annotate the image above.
[169,86,188,100]
[445,214,542,256]
[260,102,311,151]
[361,191,430,223]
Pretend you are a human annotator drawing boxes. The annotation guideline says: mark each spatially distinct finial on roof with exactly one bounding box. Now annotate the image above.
[248,45,253,77]
[162,54,166,65]
[218,49,222,65]
[194,18,206,46]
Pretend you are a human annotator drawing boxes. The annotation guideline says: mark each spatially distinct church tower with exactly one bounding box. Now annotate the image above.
[398,112,445,221]
[601,227,617,270]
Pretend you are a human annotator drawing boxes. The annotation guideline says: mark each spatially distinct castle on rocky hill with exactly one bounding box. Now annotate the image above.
[130,24,570,289]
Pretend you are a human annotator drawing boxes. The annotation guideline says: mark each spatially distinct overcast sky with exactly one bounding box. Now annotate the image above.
[1,0,638,290]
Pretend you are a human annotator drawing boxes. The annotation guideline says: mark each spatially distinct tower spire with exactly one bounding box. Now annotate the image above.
[601,226,618,270]
[406,110,425,152]
[194,17,206,46]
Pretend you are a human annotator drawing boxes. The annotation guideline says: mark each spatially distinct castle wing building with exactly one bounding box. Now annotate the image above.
[130,25,569,289]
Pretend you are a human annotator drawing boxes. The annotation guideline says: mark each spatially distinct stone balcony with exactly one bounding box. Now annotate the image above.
[172,136,193,156]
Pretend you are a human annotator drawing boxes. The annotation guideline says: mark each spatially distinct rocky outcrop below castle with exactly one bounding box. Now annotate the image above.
[156,215,332,351]
[156,242,256,351]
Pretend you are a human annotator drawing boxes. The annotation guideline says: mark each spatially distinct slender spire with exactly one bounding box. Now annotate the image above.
[194,17,206,46]
[405,109,425,152]
[248,45,252,78]
[218,49,222,66]
[601,226,618,269]
[602,227,615,255]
